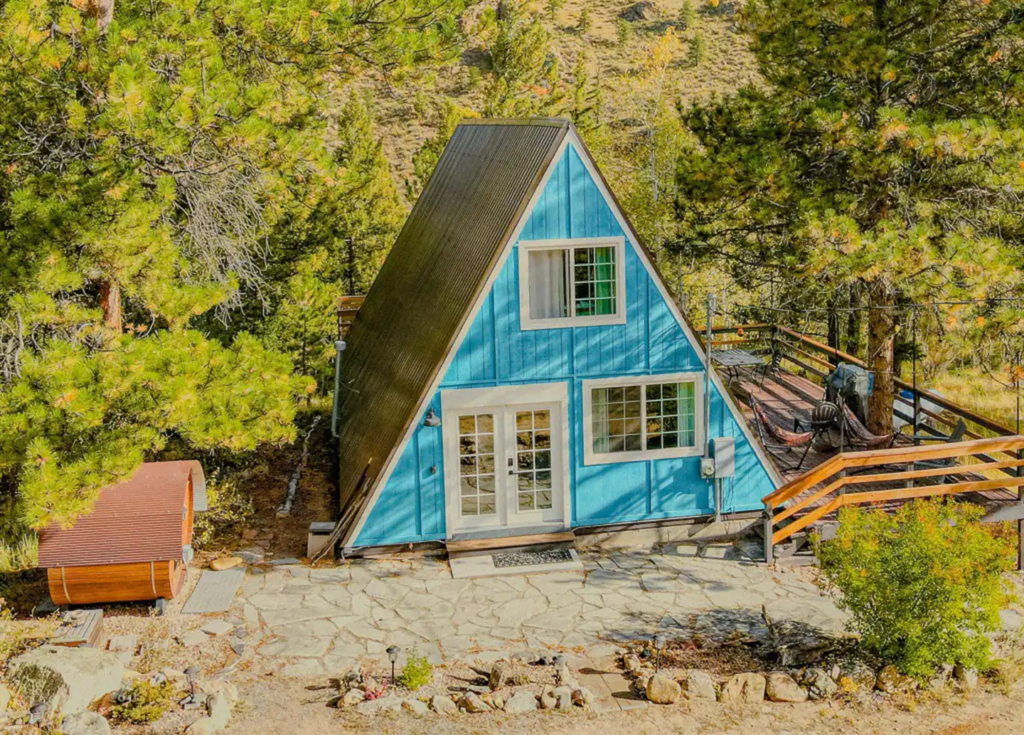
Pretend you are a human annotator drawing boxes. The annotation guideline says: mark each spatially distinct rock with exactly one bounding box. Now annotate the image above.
[552,686,573,710]
[236,548,264,564]
[801,668,837,700]
[623,654,643,674]
[210,557,243,571]
[719,673,766,704]
[645,673,682,704]
[765,672,808,703]
[341,689,366,707]
[762,607,841,667]
[928,664,954,692]
[633,674,650,698]
[540,685,558,710]
[554,664,579,690]
[0,684,10,712]
[459,692,491,713]
[572,687,593,709]
[876,665,918,695]
[242,529,258,540]
[619,1,661,21]
[60,711,112,735]
[489,662,508,690]
[430,695,457,715]
[504,690,538,714]
[491,694,505,711]
[181,630,209,647]
[8,645,124,715]
[230,642,247,657]
[682,670,717,701]
[835,659,876,691]
[201,620,234,637]
[202,681,239,706]
[402,699,429,715]
[185,692,231,734]
[106,635,137,654]
[355,697,402,715]
[954,665,978,692]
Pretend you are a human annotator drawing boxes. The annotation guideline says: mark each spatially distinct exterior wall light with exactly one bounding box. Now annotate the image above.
[423,408,441,427]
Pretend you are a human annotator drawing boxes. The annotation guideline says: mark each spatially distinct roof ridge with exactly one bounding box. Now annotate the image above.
[457,117,570,128]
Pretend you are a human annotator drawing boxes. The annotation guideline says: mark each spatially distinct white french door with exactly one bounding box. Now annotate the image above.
[441,384,568,536]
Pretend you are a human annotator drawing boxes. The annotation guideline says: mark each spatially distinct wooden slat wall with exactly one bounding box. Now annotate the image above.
[48,560,184,605]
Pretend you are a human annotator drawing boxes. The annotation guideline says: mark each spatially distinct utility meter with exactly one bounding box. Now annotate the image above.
[700,457,715,479]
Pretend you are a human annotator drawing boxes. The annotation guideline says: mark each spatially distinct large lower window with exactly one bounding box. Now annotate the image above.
[519,237,626,329]
[583,374,702,464]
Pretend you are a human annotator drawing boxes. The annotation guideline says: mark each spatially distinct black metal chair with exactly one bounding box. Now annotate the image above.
[756,349,784,389]
[793,401,842,470]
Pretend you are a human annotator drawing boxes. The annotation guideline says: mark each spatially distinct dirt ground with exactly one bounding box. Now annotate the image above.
[220,672,1024,735]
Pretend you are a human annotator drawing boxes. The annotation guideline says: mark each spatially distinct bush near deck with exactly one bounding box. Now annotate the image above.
[816,500,1015,679]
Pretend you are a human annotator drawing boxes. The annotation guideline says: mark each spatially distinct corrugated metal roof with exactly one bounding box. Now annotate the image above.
[334,119,570,539]
[37,461,204,568]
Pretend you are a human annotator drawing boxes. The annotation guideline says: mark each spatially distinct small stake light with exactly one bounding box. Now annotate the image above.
[184,666,200,703]
[387,645,401,685]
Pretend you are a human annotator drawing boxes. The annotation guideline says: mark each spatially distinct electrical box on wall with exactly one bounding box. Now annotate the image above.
[710,437,735,478]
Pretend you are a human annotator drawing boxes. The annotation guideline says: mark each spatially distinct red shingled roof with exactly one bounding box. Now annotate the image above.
[37,461,206,568]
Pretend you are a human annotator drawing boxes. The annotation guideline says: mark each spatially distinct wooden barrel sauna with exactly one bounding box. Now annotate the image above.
[47,559,186,606]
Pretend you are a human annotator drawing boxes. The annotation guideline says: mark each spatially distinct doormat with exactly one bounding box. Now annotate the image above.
[449,547,583,579]
[493,548,574,568]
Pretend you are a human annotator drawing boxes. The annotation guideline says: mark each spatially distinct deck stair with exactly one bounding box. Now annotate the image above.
[761,436,1024,562]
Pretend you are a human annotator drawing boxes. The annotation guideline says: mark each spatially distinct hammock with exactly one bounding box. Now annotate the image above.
[842,404,894,448]
[751,398,813,448]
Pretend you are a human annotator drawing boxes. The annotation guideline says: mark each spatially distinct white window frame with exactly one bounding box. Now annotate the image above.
[581,373,705,466]
[518,236,627,331]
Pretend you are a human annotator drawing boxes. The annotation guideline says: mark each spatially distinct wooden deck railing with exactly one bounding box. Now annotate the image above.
[706,323,1017,440]
[760,436,1024,562]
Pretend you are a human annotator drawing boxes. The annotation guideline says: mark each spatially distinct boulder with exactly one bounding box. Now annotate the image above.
[572,687,594,709]
[185,693,231,734]
[719,673,766,704]
[0,683,10,712]
[765,672,808,703]
[505,690,538,714]
[835,659,876,691]
[623,653,643,674]
[355,697,402,715]
[402,699,429,715]
[954,665,978,692]
[61,711,112,735]
[876,665,918,695]
[459,692,492,713]
[341,689,366,707]
[645,673,682,704]
[9,645,124,715]
[210,557,243,571]
[801,668,837,700]
[202,680,239,706]
[430,695,457,715]
[762,607,841,667]
[682,670,717,701]
[928,664,954,692]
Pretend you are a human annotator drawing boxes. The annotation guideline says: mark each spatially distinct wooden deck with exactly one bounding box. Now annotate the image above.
[724,364,1021,532]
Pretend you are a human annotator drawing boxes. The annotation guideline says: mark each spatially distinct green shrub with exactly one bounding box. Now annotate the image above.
[398,649,433,690]
[0,532,37,573]
[577,7,592,35]
[689,31,706,67]
[191,472,255,550]
[110,679,177,724]
[615,18,633,47]
[816,500,1015,679]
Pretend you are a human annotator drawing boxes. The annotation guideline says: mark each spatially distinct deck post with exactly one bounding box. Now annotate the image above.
[763,505,774,565]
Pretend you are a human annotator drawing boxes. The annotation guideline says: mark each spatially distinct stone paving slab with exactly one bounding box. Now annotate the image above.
[237,549,861,678]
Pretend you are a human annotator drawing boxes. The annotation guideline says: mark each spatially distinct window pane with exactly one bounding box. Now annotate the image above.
[625,435,643,451]
[593,383,642,454]
[572,246,617,317]
[528,249,569,319]
[536,471,552,488]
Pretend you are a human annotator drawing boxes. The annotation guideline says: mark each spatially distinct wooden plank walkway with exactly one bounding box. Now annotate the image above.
[182,569,245,615]
[52,609,104,648]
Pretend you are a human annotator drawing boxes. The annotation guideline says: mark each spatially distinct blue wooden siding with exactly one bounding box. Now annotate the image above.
[354,144,775,546]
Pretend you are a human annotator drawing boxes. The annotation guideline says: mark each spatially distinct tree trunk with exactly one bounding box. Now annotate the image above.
[866,280,896,435]
[99,280,122,332]
[827,295,841,351]
[846,283,862,356]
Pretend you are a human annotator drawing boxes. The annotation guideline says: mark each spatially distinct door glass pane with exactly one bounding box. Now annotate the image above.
[458,413,496,517]
[515,409,555,511]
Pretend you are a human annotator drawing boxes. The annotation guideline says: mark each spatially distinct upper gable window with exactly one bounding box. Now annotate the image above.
[518,237,627,330]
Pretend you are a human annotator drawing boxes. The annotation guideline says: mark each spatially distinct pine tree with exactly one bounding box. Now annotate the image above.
[577,6,592,36]
[0,0,464,530]
[678,0,695,29]
[484,0,562,117]
[675,0,1024,433]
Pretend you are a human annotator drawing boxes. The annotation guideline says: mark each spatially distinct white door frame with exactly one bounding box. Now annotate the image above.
[441,382,570,538]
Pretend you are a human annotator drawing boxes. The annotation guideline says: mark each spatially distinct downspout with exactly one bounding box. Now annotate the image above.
[331,340,347,438]
[704,293,720,521]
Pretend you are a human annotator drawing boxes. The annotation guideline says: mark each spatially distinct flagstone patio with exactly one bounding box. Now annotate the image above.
[233,545,851,679]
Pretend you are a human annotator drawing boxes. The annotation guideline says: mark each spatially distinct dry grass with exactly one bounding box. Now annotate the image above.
[927,368,1023,432]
